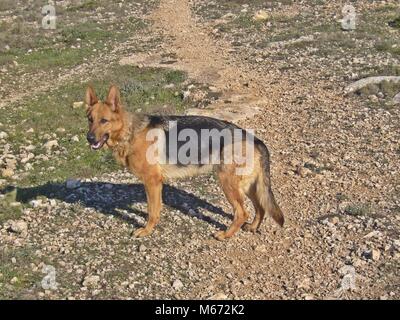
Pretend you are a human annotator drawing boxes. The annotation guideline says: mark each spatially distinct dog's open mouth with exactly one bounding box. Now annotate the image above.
[91,134,109,150]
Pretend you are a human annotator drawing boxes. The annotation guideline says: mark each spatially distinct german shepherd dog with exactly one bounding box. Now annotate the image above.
[85,85,284,240]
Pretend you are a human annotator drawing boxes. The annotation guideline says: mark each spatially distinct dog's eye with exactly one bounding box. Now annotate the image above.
[100,118,109,124]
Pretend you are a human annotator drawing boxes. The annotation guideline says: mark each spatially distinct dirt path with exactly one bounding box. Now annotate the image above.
[150,0,245,89]
[120,0,268,122]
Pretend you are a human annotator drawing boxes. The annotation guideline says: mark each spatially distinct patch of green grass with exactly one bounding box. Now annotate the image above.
[303,162,333,174]
[375,41,400,56]
[18,21,117,70]
[344,203,372,216]
[0,247,41,299]
[234,15,262,29]
[17,18,147,72]
[374,4,399,13]
[19,47,92,70]
[0,187,23,224]
[359,65,400,78]
[66,0,98,12]
[0,1,149,72]
[164,70,187,84]
[127,17,148,30]
[0,0,13,12]
[0,202,22,225]
[60,22,114,45]
[0,50,18,66]
[0,21,10,33]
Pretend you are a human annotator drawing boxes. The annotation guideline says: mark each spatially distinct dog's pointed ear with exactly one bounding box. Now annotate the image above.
[85,86,98,107]
[106,85,121,112]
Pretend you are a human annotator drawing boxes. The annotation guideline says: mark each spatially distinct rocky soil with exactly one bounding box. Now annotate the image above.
[0,0,399,299]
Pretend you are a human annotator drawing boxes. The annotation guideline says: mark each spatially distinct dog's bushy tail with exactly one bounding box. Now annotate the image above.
[255,141,284,227]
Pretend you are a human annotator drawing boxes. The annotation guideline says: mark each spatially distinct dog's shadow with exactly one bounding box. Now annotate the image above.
[2,182,231,230]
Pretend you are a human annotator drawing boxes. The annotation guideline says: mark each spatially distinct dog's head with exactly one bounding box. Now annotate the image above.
[85,85,125,150]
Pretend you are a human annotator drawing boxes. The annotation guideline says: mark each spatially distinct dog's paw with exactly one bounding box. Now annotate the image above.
[213,231,227,241]
[133,227,152,238]
[242,223,257,233]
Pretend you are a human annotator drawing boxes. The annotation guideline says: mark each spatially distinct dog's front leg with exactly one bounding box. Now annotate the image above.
[134,175,163,238]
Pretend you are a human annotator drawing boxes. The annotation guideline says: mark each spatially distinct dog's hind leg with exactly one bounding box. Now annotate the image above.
[214,166,250,241]
[242,182,265,233]
[134,175,163,238]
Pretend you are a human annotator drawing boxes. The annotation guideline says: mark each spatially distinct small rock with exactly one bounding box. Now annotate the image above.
[253,10,269,21]
[9,220,28,235]
[30,199,42,208]
[25,144,36,151]
[297,166,312,177]
[172,279,184,290]
[21,153,34,164]
[393,92,400,104]
[72,101,84,109]
[43,140,58,151]
[254,244,267,253]
[5,158,17,169]
[368,95,378,102]
[363,231,381,239]
[138,244,147,252]
[71,135,79,142]
[1,168,14,178]
[329,217,340,225]
[10,202,21,207]
[0,131,8,139]
[5,158,17,170]
[371,249,381,261]
[82,275,100,288]
[10,277,18,284]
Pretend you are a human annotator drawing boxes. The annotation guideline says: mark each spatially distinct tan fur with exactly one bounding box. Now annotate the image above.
[161,164,214,180]
[85,85,284,240]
